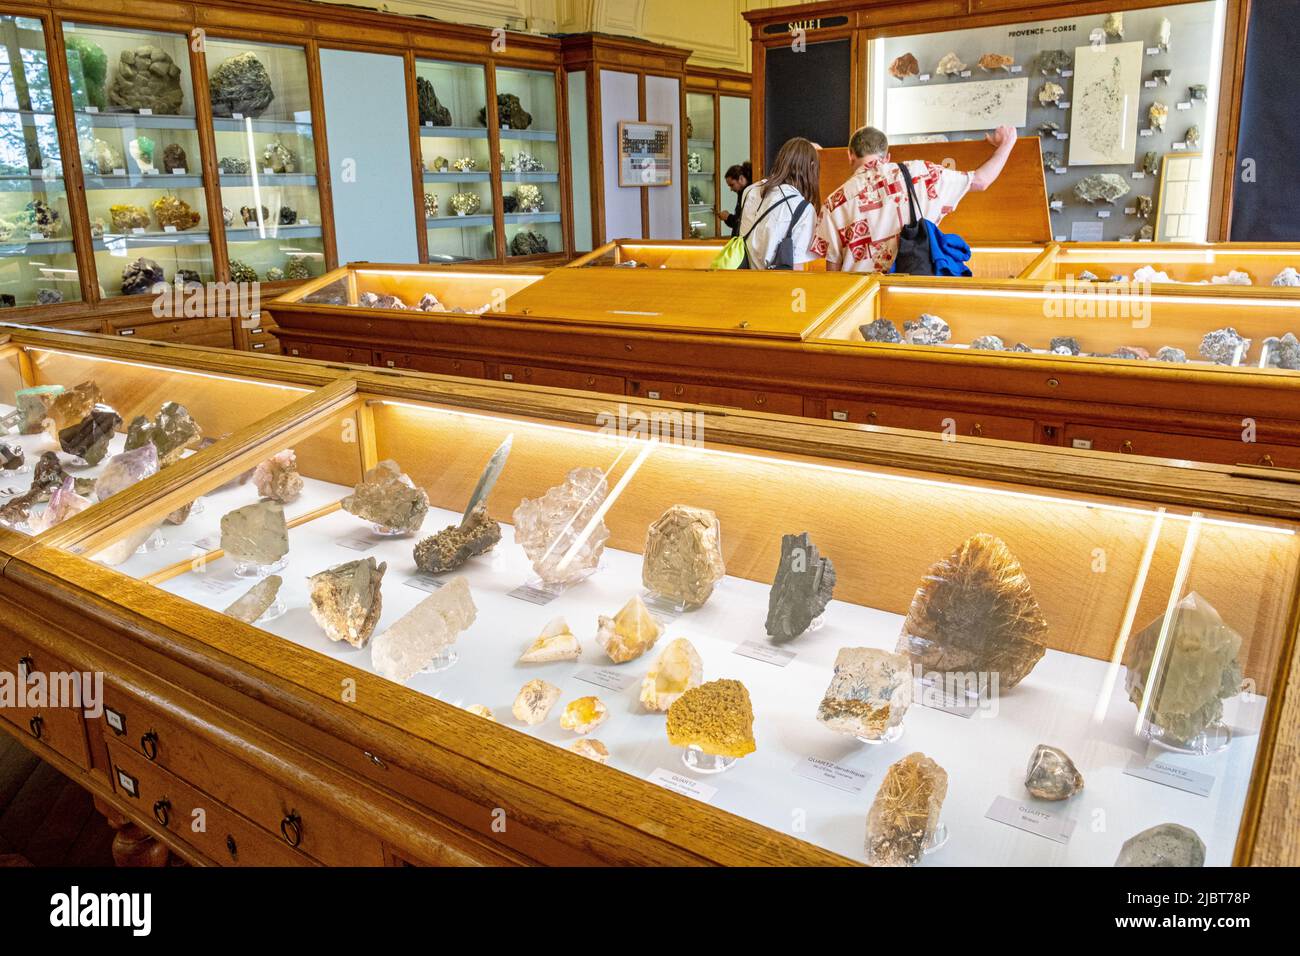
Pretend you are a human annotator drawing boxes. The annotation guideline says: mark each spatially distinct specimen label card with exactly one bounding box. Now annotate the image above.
[985,796,1076,844]
[194,574,238,596]
[914,677,979,718]
[648,768,717,803]
[509,582,564,605]
[733,641,797,667]
[1123,754,1214,797]
[793,756,870,794]
[574,667,639,692]
[404,574,445,593]
[336,533,382,552]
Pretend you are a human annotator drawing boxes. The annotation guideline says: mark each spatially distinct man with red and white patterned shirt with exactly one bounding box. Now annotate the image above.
[812,124,1016,273]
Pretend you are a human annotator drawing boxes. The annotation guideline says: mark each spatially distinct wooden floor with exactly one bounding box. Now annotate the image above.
[0,732,115,867]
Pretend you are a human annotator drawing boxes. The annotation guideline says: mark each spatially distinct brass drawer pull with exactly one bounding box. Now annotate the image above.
[363,750,386,768]
[971,423,984,437]
[141,730,159,761]
[153,799,171,827]
[1120,440,1134,454]
[1259,454,1275,467]
[280,811,303,848]
[28,715,43,740]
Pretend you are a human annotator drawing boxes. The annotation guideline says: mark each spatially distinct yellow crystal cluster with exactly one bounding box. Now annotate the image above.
[665,679,756,758]
[597,595,662,663]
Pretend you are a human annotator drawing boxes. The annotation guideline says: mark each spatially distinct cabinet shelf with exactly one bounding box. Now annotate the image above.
[688,138,716,150]
[217,173,318,188]
[503,212,561,225]
[84,173,205,190]
[500,171,559,183]
[419,125,490,139]
[427,214,494,229]
[93,230,213,251]
[499,128,557,143]
[0,238,76,257]
[0,173,66,192]
[423,171,491,183]
[225,225,323,241]
[73,110,198,131]
[211,116,314,135]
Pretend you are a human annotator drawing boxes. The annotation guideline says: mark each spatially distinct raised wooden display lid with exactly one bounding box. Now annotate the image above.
[816,136,1050,243]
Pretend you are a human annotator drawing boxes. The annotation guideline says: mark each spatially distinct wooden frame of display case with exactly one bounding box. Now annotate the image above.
[4,323,1300,866]
[683,66,752,240]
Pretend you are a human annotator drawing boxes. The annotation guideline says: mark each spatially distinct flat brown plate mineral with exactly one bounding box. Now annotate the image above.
[641,504,725,608]
[219,500,289,567]
[865,752,947,867]
[59,405,123,466]
[341,460,429,534]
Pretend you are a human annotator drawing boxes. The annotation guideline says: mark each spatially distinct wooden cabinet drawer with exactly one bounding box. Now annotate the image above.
[375,351,486,378]
[282,341,370,365]
[498,364,625,395]
[0,630,91,770]
[109,316,231,344]
[630,379,803,416]
[1062,425,1300,468]
[98,686,385,866]
[825,399,1037,443]
[107,740,309,867]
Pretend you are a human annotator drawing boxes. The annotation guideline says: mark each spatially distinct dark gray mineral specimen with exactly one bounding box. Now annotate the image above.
[765,532,836,642]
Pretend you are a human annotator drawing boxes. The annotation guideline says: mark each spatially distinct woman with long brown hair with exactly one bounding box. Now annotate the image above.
[736,137,820,270]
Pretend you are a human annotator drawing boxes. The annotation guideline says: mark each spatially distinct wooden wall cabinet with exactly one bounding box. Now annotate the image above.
[684,67,752,240]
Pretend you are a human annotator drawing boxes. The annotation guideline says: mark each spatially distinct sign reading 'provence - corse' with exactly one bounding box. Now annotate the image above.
[762,15,849,35]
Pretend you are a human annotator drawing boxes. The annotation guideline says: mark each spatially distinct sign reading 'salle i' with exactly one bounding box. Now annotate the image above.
[762,15,849,35]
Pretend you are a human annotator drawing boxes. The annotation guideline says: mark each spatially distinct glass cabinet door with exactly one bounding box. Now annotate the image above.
[0,14,82,308]
[63,22,214,300]
[205,38,324,285]
[496,66,561,259]
[686,91,717,239]
[416,59,494,263]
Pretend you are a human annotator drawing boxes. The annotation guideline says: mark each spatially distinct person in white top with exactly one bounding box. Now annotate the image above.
[736,137,820,270]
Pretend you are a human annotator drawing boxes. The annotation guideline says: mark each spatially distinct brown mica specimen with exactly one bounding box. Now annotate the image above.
[44,381,101,434]
[978,53,1014,72]
[896,533,1048,689]
[308,557,387,648]
[865,752,948,867]
[341,460,429,534]
[641,505,725,609]
[889,52,920,80]
[252,449,304,504]
[412,503,501,573]
[665,679,756,759]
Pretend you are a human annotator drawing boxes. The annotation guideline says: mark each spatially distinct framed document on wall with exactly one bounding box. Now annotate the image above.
[618,121,674,186]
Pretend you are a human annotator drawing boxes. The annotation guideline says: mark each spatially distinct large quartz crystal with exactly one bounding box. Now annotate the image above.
[1074,174,1131,204]
[219,500,289,567]
[223,575,283,624]
[95,443,158,502]
[59,405,122,466]
[43,381,100,434]
[341,460,429,534]
[308,557,387,648]
[513,679,561,725]
[108,46,184,114]
[896,533,1049,690]
[641,505,725,608]
[1124,592,1242,745]
[817,647,912,740]
[252,449,304,503]
[560,696,609,734]
[208,52,275,117]
[512,467,610,586]
[596,595,662,663]
[519,616,581,663]
[124,401,202,467]
[371,576,476,683]
[766,531,836,641]
[640,638,704,712]
[15,385,64,434]
[1024,744,1084,800]
[665,679,756,758]
[1115,823,1205,867]
[30,477,93,533]
[413,504,501,573]
[864,752,948,867]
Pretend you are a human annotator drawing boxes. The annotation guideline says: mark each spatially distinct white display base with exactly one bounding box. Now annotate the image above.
[151,493,1263,866]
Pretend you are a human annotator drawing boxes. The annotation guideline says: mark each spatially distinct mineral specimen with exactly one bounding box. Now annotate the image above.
[666,679,756,758]
[1199,327,1251,365]
[265,267,284,282]
[865,752,948,867]
[413,504,501,573]
[278,206,297,225]
[1012,343,1033,352]
[568,739,609,763]
[125,402,202,466]
[519,616,581,663]
[512,467,610,586]
[903,313,951,345]
[24,200,61,238]
[15,385,63,435]
[449,192,481,216]
[1042,150,1060,170]
[308,558,387,648]
[452,157,477,173]
[251,451,304,507]
[42,382,100,436]
[240,204,268,225]
[359,292,405,310]
[978,53,1014,72]
[220,500,289,568]
[59,405,122,466]
[208,52,274,117]
[219,156,250,174]
[1125,592,1243,745]
[889,53,919,80]
[971,335,1005,351]
[1074,173,1131,204]
[1157,17,1172,52]
[1115,823,1205,867]
[342,460,429,535]
[481,93,532,130]
[121,257,165,296]
[1136,195,1153,219]
[896,533,1049,690]
[94,443,158,502]
[766,531,835,642]
[860,318,902,343]
[1211,270,1251,286]
[817,647,912,741]
[1110,346,1149,360]
[641,638,703,712]
[152,195,201,231]
[1152,69,1171,86]
[1149,101,1168,131]
[1038,81,1064,106]
[1273,267,1300,287]
[1189,84,1207,101]
[34,288,61,306]
[596,595,662,664]
[1263,333,1300,370]
[423,193,438,218]
[161,143,187,173]
[110,204,151,233]
[222,206,234,226]
[513,679,561,725]
[1038,121,1061,137]
[262,140,296,173]
[1037,49,1071,75]
[465,704,494,721]
[1156,346,1188,362]
[0,491,38,528]
[82,137,122,175]
[416,293,445,311]
[641,505,725,609]
[415,76,453,126]
[1135,224,1154,241]
[1024,744,1084,800]
[285,256,312,281]
[560,696,608,734]
[0,441,22,472]
[1185,125,1201,149]
[223,575,283,624]
[513,183,544,213]
[30,477,93,533]
[66,36,108,110]
[229,260,258,284]
[1142,151,1160,175]
[371,576,476,683]
[935,52,966,75]
[109,46,184,114]
[1103,11,1124,38]
[509,231,548,256]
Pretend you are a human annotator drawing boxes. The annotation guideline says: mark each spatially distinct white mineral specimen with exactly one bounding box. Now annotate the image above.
[512,467,610,586]
[596,595,662,663]
[519,616,581,662]
[371,576,476,683]
[513,679,561,725]
[640,638,704,711]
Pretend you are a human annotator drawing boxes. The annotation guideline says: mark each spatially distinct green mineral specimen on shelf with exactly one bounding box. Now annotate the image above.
[208,51,275,117]
[219,156,250,174]
[65,35,108,110]
[108,46,184,114]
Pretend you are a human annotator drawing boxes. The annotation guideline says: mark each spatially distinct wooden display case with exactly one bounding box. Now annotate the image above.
[3,323,1300,866]
[684,67,751,240]
[1025,242,1300,288]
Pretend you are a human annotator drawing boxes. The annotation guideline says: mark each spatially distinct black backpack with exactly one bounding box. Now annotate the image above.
[740,187,811,270]
[893,163,936,276]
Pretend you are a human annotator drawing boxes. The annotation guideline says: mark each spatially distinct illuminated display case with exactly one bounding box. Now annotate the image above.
[683,68,751,242]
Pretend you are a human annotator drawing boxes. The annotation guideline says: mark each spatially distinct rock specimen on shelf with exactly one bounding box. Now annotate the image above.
[42,381,100,435]
[121,257,165,296]
[208,51,275,117]
[1199,327,1251,365]
[1115,823,1205,867]
[371,576,477,683]
[860,318,902,343]
[1156,346,1188,363]
[641,638,704,712]
[278,206,297,225]
[1111,346,1151,361]
[978,53,1014,72]
[0,442,22,471]
[219,156,250,175]
[1135,195,1153,219]
[413,504,501,573]
[0,490,38,528]
[513,679,561,725]
[82,137,122,175]
[65,35,108,110]
[568,739,609,763]
[641,505,725,609]
[165,499,195,526]
[25,199,61,238]
[359,291,406,310]
[818,647,912,741]
[161,142,187,173]
[903,313,951,346]
[1152,69,1171,86]
[31,451,95,499]
[239,204,268,226]
[262,140,296,173]
[36,289,62,306]
[94,443,158,502]
[125,401,203,467]
[1157,16,1172,52]
[108,45,184,114]
[519,616,581,663]
[285,256,312,281]
[423,193,438,218]
[1124,592,1243,745]
[480,93,532,130]
[15,385,64,434]
[110,204,150,233]
[265,267,284,282]
[765,531,835,642]
[1133,265,1172,284]
[59,405,122,466]
[415,76,453,126]
[1074,174,1131,204]
[1036,49,1071,75]
[1142,151,1160,175]
[465,704,494,721]
[1038,121,1060,137]
[1024,744,1084,800]
[665,679,756,758]
[1012,343,1033,352]
[935,52,966,75]
[596,595,662,664]
[1041,150,1059,170]
[1265,333,1300,370]
[449,192,481,216]
[509,231,549,256]
[560,696,608,734]
[897,533,1049,690]
[1211,270,1251,286]
[1189,83,1207,101]
[1103,11,1124,38]
[220,500,289,568]
[308,557,387,648]
[512,467,610,586]
[221,206,234,226]
[1038,81,1064,106]
[513,183,544,213]
[30,477,93,533]
[889,53,919,80]
[1148,101,1168,131]
[251,449,304,504]
[865,752,948,867]
[1184,125,1201,149]
[223,575,283,624]
[342,460,429,535]
[416,293,445,312]
[1273,267,1300,287]
[971,335,1005,351]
